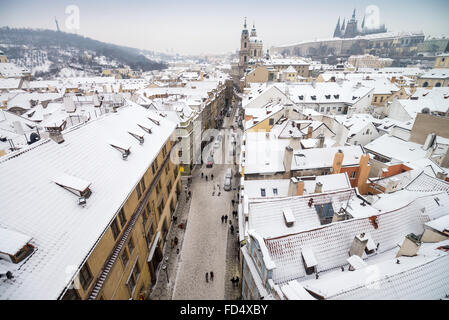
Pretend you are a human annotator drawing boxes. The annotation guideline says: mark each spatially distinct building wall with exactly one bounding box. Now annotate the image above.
[245,66,269,86]
[63,138,181,300]
[416,77,449,88]
[409,113,449,145]
[434,55,449,68]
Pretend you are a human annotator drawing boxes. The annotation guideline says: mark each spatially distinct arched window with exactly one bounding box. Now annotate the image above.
[244,42,247,48]
[244,56,247,63]
[435,82,441,87]
[423,81,428,87]
[254,49,257,56]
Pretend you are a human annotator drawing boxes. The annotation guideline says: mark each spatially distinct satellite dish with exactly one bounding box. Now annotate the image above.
[29,132,40,144]
[421,107,430,114]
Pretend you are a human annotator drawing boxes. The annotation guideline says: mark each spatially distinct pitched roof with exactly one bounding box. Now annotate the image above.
[0,101,176,299]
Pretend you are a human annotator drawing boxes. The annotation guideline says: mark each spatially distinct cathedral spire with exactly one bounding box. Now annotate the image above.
[244,17,247,29]
[352,8,356,20]
[333,17,341,38]
[361,15,365,29]
[341,18,346,30]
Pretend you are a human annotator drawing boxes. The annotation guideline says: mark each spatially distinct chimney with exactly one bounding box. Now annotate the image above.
[287,177,298,196]
[396,234,421,258]
[283,146,293,175]
[314,182,323,194]
[45,122,66,144]
[436,171,448,181]
[297,179,305,196]
[317,134,325,148]
[349,233,368,257]
[357,153,371,194]
[306,125,313,139]
[332,149,344,174]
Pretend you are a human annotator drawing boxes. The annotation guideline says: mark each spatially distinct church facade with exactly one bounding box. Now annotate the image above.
[232,18,264,87]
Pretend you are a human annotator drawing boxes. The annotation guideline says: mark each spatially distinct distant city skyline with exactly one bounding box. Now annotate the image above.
[1,0,448,55]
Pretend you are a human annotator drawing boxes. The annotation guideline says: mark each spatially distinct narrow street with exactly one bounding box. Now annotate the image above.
[172,101,241,300]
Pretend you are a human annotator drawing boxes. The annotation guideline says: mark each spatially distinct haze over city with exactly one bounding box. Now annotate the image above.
[1,0,449,55]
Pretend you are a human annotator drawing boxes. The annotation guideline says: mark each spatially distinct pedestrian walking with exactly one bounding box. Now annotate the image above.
[188,190,191,198]
[205,175,208,182]
[232,199,235,207]
[205,272,209,282]
[230,276,236,287]
[211,174,214,180]
[235,276,239,286]
[224,215,228,223]
[176,248,179,254]
[221,215,224,223]
[210,271,214,281]
[230,225,234,234]
[174,237,178,246]
[201,172,204,179]
[229,219,232,225]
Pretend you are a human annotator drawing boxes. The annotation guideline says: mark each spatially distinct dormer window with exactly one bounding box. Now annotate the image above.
[311,95,316,100]
[333,94,339,99]
[0,227,34,264]
[138,122,152,133]
[147,116,160,126]
[110,140,131,160]
[325,95,330,99]
[128,129,145,144]
[53,173,92,198]
[260,188,266,197]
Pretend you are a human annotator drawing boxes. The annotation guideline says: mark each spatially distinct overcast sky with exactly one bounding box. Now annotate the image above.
[1,0,448,55]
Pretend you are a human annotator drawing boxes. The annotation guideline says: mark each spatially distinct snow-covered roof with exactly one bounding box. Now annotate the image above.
[291,145,365,171]
[0,101,176,299]
[420,68,449,79]
[248,189,354,238]
[300,240,449,300]
[425,215,449,233]
[364,134,427,163]
[264,191,449,285]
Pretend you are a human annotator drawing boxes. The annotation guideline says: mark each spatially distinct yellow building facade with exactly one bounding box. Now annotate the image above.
[62,139,181,300]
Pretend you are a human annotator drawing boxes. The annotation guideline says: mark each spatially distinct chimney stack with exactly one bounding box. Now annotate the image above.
[45,121,66,144]
[357,153,371,194]
[288,177,298,196]
[332,149,344,174]
[317,134,325,148]
[297,179,305,196]
[436,171,448,181]
[283,146,293,176]
[349,233,368,257]
[306,126,313,139]
[314,182,323,194]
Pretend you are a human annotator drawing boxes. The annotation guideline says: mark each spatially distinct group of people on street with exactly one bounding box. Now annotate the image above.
[230,276,239,287]
[201,172,214,181]
[205,271,214,282]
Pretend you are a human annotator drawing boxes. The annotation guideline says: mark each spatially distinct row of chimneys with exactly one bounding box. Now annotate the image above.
[287,177,323,196]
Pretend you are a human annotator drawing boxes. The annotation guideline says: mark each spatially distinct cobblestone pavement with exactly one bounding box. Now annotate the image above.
[150,99,242,300]
[172,163,234,299]
[149,183,192,300]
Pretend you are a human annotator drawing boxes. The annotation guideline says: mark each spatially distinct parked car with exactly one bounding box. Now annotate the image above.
[206,155,214,168]
[224,168,232,191]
